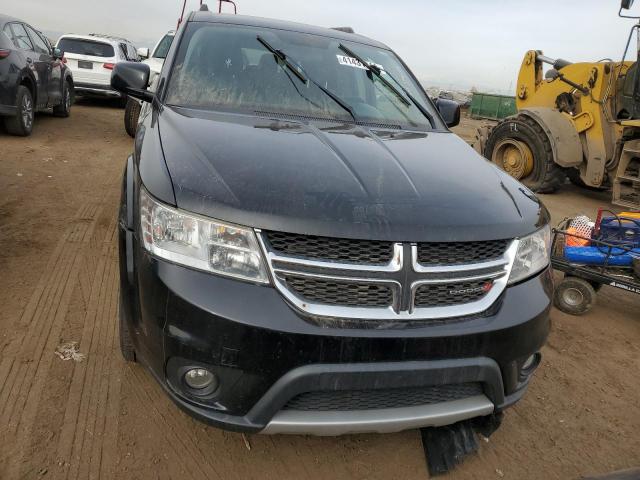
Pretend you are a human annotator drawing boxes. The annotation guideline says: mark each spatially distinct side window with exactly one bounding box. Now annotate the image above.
[8,23,33,51]
[25,25,50,55]
[128,44,139,61]
[2,24,13,44]
[119,43,128,60]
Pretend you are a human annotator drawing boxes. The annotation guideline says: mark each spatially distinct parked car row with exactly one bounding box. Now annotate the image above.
[1,12,150,136]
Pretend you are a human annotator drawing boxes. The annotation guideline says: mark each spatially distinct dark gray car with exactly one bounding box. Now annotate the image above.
[0,14,73,136]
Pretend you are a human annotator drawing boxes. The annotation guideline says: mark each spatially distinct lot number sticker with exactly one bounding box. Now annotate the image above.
[337,55,368,69]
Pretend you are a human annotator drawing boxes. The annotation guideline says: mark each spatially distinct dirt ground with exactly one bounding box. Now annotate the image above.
[0,104,638,480]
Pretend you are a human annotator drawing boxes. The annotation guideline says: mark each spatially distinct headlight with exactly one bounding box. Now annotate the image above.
[140,189,269,284]
[508,225,551,285]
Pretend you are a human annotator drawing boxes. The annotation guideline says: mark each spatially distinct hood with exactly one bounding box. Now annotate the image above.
[156,107,548,242]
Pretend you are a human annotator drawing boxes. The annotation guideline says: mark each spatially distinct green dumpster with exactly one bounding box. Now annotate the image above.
[470,93,517,120]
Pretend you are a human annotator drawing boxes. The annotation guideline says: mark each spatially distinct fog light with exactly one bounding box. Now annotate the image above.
[184,368,216,390]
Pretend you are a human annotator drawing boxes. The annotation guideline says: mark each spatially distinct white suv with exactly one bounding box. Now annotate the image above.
[137,30,175,85]
[56,33,140,99]
[124,30,175,136]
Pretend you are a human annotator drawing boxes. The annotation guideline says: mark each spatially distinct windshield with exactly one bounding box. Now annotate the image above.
[153,33,174,59]
[165,24,437,129]
[58,38,114,57]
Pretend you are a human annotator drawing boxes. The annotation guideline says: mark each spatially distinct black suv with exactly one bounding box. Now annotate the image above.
[0,14,73,136]
[112,10,552,435]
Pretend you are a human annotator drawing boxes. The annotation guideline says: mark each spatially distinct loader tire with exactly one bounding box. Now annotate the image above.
[484,114,565,193]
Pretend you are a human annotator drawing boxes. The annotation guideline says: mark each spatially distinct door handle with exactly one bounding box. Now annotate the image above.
[26,57,33,63]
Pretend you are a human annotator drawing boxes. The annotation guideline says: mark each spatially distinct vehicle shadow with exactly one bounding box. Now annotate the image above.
[0,95,124,137]
[73,95,125,109]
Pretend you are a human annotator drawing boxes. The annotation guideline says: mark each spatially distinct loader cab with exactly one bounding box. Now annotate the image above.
[618,0,640,119]
[618,62,640,119]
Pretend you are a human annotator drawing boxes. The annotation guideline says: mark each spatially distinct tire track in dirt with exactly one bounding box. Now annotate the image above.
[0,203,101,478]
[59,218,120,480]
[124,366,225,480]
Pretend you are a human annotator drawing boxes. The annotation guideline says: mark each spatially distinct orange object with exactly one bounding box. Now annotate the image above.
[619,211,640,220]
[566,227,590,247]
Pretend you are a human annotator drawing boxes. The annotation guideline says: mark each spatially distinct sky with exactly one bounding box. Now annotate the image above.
[0,0,636,93]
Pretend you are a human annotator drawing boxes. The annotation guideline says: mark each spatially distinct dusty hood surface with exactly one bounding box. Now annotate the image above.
[157,107,548,242]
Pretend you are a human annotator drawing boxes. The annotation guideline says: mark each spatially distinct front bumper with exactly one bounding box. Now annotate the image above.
[74,82,122,98]
[122,234,552,435]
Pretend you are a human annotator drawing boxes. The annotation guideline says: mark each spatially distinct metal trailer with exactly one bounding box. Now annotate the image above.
[551,218,640,315]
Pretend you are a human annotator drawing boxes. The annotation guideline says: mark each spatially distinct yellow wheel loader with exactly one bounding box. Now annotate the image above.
[477,0,640,209]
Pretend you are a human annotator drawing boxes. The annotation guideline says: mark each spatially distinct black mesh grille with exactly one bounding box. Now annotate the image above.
[282,274,393,307]
[417,240,508,266]
[265,231,394,265]
[414,280,493,307]
[284,383,483,411]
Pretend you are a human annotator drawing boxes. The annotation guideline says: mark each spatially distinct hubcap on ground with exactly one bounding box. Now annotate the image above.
[22,95,33,129]
[492,139,534,179]
[562,287,584,307]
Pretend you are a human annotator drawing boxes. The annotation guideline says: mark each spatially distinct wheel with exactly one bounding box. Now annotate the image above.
[4,86,34,136]
[554,276,597,315]
[53,80,72,117]
[484,114,565,193]
[119,292,137,362]
[124,98,141,138]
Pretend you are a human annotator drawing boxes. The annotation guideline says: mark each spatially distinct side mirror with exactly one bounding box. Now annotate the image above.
[111,62,153,102]
[53,47,64,59]
[622,0,634,9]
[137,47,150,60]
[434,98,461,128]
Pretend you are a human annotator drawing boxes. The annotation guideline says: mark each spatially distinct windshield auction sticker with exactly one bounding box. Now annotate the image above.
[336,55,368,69]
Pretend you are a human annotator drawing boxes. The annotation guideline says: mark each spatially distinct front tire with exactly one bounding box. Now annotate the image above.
[53,80,72,117]
[554,276,597,316]
[484,114,565,193]
[124,98,141,138]
[5,86,34,136]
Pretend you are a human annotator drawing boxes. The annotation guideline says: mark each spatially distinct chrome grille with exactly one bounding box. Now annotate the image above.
[417,240,509,266]
[414,280,493,308]
[284,383,483,411]
[264,231,393,265]
[257,230,517,324]
[282,274,393,308]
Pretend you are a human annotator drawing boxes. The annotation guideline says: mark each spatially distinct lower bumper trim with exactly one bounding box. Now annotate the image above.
[261,395,494,436]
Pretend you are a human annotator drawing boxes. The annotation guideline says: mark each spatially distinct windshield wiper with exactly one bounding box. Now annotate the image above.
[257,36,307,84]
[256,36,357,122]
[338,43,435,127]
[338,44,409,107]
